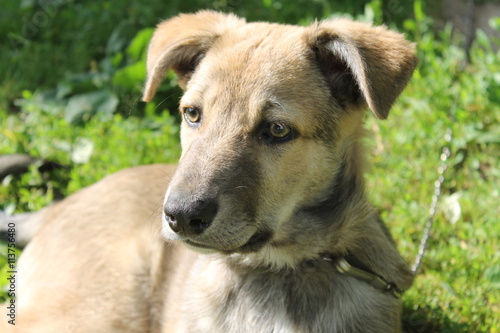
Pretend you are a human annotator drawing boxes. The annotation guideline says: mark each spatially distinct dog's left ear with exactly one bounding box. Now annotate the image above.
[306,19,417,119]
[142,11,245,102]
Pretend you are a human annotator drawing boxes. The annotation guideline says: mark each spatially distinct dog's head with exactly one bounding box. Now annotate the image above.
[143,11,416,267]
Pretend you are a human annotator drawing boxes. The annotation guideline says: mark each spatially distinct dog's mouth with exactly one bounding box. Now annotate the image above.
[184,231,272,254]
[232,231,272,253]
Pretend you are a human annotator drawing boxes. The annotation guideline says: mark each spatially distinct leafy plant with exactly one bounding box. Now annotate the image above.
[1,96,181,213]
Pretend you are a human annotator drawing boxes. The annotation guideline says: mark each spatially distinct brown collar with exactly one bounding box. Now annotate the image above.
[322,255,404,298]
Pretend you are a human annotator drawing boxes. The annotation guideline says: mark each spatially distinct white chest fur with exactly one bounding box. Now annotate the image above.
[162,255,401,333]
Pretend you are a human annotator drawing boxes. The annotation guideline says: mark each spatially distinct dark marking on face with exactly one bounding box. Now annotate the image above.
[300,152,360,224]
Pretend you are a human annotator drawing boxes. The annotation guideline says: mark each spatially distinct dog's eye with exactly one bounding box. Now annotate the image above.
[183,106,202,125]
[269,122,291,138]
[259,122,294,144]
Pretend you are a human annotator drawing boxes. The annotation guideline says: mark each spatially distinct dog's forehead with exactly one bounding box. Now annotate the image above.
[208,23,311,87]
[183,23,333,131]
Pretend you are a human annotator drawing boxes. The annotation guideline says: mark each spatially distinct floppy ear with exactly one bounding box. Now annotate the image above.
[142,10,245,102]
[306,19,417,119]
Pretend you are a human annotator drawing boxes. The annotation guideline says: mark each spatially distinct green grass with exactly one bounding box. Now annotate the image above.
[0,100,181,212]
[1,1,500,332]
[364,25,500,332]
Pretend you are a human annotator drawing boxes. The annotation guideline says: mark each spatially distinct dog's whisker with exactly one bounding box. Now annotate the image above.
[153,93,177,112]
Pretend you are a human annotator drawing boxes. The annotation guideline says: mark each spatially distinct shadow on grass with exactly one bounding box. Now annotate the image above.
[403,304,473,333]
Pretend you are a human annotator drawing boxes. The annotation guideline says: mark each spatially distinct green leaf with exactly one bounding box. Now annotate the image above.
[56,82,72,99]
[489,17,500,32]
[126,28,154,61]
[112,61,147,90]
[413,0,424,23]
[485,264,500,289]
[106,21,135,56]
[467,126,500,144]
[65,90,119,124]
[20,0,35,9]
[476,29,493,52]
[111,52,124,68]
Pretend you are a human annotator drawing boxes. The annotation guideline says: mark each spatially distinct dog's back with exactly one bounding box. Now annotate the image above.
[10,165,174,332]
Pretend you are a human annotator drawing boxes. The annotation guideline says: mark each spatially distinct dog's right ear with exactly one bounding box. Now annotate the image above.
[142,11,245,102]
[305,19,417,119]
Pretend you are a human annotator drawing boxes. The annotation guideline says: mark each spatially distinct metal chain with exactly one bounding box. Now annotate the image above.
[411,0,477,274]
[412,129,452,273]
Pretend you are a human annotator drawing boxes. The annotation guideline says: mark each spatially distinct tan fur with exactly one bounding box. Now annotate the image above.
[5,11,417,333]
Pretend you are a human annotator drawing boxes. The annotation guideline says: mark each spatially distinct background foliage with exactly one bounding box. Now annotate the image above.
[1,0,499,331]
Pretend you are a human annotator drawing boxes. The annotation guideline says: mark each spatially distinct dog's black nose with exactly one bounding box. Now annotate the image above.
[164,194,217,236]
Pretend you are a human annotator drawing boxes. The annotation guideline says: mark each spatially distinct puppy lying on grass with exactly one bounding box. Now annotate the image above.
[7,11,416,333]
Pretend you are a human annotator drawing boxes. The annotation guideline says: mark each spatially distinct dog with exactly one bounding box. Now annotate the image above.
[6,10,417,333]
